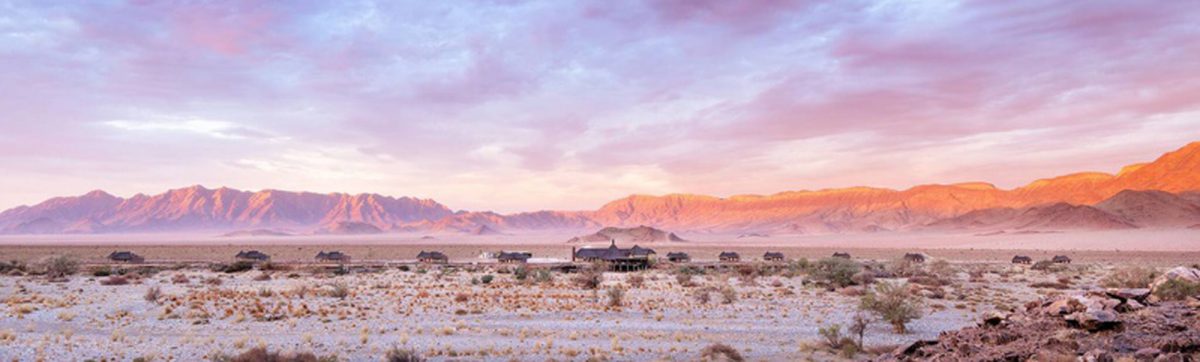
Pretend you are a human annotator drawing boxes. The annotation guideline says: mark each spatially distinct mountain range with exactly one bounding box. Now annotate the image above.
[3,142,1200,236]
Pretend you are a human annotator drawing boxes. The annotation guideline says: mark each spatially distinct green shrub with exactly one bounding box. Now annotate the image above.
[1153,279,1200,301]
[811,257,862,288]
[514,266,529,281]
[480,274,494,284]
[534,269,553,284]
[860,281,922,334]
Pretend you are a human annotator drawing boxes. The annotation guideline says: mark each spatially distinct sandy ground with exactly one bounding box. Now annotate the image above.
[0,253,1144,361]
[0,230,1194,361]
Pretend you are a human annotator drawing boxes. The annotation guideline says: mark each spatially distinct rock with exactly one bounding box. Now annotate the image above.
[1106,288,1152,303]
[1154,353,1185,362]
[1149,267,1200,293]
[1067,310,1121,332]
[1046,298,1086,316]
[893,339,938,358]
[1117,299,1146,313]
[1083,348,1114,362]
[982,311,1008,326]
[1134,347,1161,361]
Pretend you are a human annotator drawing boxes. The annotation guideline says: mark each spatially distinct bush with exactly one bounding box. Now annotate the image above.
[534,269,553,284]
[211,347,336,362]
[44,255,79,278]
[144,286,161,303]
[384,347,425,362]
[1153,279,1200,301]
[606,287,625,308]
[91,266,113,277]
[1101,266,1158,288]
[100,276,129,286]
[327,282,350,299]
[1031,260,1060,272]
[818,324,858,357]
[573,267,603,290]
[675,273,695,287]
[480,274,494,284]
[718,285,738,304]
[811,257,862,288]
[699,343,744,362]
[627,273,645,288]
[224,261,255,274]
[860,281,922,334]
[929,259,956,280]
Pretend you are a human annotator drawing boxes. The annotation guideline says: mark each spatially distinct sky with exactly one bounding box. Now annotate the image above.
[1,0,1199,213]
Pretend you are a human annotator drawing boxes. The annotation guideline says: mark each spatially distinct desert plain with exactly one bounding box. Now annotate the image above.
[0,230,1198,361]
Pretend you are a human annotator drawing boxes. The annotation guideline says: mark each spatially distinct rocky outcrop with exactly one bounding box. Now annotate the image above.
[886,291,1200,361]
[567,226,686,243]
[1150,267,1200,294]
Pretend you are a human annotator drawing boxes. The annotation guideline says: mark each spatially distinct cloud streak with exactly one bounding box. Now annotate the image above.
[0,0,1198,212]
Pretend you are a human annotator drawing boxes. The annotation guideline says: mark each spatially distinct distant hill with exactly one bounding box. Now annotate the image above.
[3,142,1200,235]
[566,226,686,243]
[221,229,294,237]
[316,221,384,235]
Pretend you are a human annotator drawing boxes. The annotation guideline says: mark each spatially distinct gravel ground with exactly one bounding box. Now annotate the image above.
[0,261,1080,361]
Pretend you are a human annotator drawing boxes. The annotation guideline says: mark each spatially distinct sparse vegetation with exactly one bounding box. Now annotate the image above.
[44,255,79,278]
[100,275,129,286]
[383,347,425,362]
[606,286,625,308]
[573,267,603,290]
[1152,278,1200,301]
[1101,266,1158,288]
[860,281,923,334]
[480,274,494,284]
[818,324,859,358]
[327,282,350,299]
[144,286,162,303]
[210,347,336,362]
[699,343,744,362]
[811,257,862,288]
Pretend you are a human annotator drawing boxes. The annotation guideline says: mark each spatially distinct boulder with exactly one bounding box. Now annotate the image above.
[1046,298,1086,316]
[1066,310,1121,332]
[1117,299,1146,313]
[1134,347,1160,361]
[1149,267,1200,293]
[1106,288,1152,303]
[982,311,1008,327]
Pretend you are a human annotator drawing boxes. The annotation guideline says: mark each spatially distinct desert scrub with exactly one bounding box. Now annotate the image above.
[718,285,738,304]
[480,274,494,284]
[818,324,860,358]
[144,286,162,303]
[100,275,130,286]
[327,282,350,299]
[43,255,79,278]
[699,343,744,362]
[860,281,923,334]
[1101,266,1158,288]
[573,267,603,290]
[1153,278,1200,301]
[627,273,645,288]
[606,286,625,308]
[384,346,426,362]
[811,257,862,288]
[210,346,337,362]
